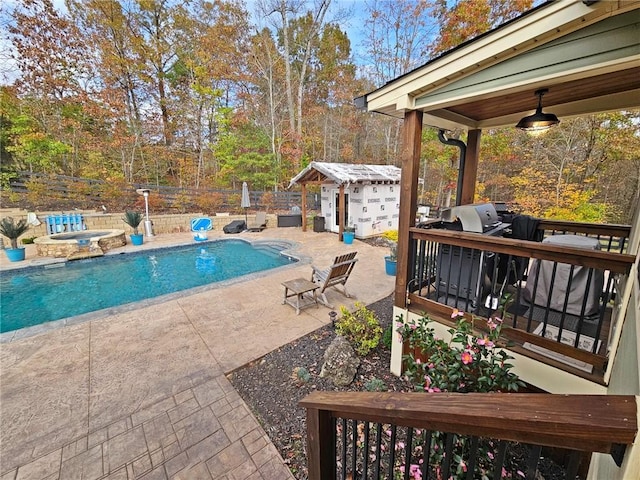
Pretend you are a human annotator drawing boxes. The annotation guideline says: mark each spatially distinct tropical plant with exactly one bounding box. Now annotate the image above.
[0,217,30,249]
[122,211,143,235]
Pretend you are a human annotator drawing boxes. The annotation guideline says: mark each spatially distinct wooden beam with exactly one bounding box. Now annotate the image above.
[301,183,308,231]
[395,110,423,307]
[338,184,345,241]
[460,129,481,205]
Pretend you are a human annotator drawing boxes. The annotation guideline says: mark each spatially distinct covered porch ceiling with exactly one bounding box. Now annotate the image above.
[357,1,640,131]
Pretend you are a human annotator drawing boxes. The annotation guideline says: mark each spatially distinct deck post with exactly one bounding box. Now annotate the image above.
[305,407,336,480]
[395,110,423,308]
[460,129,481,205]
[338,184,345,241]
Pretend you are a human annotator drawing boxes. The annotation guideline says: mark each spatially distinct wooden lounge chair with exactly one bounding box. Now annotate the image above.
[311,252,358,308]
[247,212,268,232]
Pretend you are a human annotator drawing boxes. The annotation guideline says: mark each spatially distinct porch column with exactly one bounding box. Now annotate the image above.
[301,183,308,231]
[338,184,345,241]
[395,110,423,308]
[460,129,481,205]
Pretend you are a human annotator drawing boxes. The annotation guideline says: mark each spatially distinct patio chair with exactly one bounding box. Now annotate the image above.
[247,212,268,232]
[311,252,358,308]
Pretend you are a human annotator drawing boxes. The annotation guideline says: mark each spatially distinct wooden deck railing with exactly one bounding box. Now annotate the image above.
[300,392,637,480]
[405,224,635,379]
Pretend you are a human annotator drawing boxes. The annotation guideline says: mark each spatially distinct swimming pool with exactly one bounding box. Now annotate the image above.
[0,239,297,334]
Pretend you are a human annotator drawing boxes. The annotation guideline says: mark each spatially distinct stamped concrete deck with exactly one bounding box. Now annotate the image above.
[0,228,395,479]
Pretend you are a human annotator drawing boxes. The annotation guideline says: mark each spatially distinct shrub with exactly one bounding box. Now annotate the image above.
[382,324,393,349]
[364,377,387,392]
[394,310,526,478]
[196,191,224,213]
[291,366,311,385]
[397,309,524,393]
[335,302,382,356]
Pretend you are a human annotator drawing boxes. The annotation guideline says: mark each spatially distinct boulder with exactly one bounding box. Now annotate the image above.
[320,335,360,386]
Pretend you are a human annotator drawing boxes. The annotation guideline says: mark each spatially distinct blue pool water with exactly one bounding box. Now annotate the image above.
[0,239,296,334]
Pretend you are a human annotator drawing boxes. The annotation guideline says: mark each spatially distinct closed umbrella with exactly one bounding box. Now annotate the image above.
[241,182,251,225]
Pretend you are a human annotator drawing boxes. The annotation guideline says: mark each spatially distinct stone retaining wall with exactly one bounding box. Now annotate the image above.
[0,210,279,243]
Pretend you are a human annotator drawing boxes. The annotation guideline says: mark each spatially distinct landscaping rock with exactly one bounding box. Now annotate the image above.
[320,335,360,386]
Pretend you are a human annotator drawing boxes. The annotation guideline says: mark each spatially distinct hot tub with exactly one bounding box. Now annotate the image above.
[34,230,126,258]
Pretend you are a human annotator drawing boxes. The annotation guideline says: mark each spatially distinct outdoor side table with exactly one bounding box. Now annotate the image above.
[282,278,319,315]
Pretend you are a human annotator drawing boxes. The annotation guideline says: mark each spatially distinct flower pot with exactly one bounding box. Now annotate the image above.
[130,234,144,246]
[343,231,355,244]
[384,256,397,276]
[5,247,26,262]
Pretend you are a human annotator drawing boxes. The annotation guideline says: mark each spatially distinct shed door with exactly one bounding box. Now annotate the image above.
[332,191,350,231]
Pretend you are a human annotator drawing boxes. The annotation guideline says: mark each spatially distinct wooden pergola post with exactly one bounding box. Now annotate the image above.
[338,184,345,241]
[301,183,308,231]
[395,110,423,308]
[460,129,481,205]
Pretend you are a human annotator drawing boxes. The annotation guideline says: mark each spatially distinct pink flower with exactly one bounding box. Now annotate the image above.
[415,358,421,364]
[461,350,474,365]
[451,308,464,319]
[410,464,423,479]
[477,336,494,348]
[487,451,494,460]
[459,459,467,472]
[396,441,405,450]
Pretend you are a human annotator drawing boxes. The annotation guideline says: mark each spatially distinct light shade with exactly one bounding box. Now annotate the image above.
[516,88,559,132]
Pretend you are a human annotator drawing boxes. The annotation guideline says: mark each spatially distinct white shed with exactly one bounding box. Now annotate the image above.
[289,162,402,238]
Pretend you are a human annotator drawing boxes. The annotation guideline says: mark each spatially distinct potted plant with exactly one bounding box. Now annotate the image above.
[382,230,398,275]
[343,225,356,244]
[122,211,144,245]
[0,217,30,262]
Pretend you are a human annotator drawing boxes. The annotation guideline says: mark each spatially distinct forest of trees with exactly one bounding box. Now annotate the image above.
[0,0,638,223]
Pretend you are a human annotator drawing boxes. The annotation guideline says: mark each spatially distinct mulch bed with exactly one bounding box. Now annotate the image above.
[228,293,569,480]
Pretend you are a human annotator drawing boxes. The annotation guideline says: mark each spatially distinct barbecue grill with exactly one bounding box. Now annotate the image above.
[436,203,511,309]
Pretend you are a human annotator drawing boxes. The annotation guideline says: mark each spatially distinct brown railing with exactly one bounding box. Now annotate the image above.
[406,224,635,378]
[537,219,631,253]
[301,391,637,480]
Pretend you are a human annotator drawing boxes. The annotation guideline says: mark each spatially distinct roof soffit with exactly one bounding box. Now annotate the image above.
[364,1,636,115]
[414,13,639,111]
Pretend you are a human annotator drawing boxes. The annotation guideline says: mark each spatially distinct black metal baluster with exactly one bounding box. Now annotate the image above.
[403,427,414,480]
[351,419,358,478]
[373,423,382,480]
[341,418,347,480]
[361,421,370,480]
[422,430,433,480]
[388,425,397,479]
[441,433,454,479]
[492,440,508,480]
[525,444,542,480]
[465,436,479,479]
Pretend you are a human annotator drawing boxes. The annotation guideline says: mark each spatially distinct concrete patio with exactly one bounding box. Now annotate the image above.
[0,228,395,479]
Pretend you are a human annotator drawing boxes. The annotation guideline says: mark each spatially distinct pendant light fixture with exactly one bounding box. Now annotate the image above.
[516,88,559,132]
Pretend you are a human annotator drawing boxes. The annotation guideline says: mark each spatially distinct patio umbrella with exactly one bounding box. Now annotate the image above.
[241,182,251,225]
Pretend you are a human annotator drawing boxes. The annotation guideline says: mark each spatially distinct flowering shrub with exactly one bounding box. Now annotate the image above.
[397,309,523,393]
[383,310,526,479]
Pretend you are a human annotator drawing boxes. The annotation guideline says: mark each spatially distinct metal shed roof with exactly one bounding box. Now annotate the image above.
[289,162,402,187]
